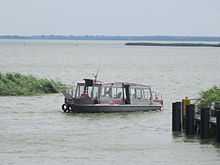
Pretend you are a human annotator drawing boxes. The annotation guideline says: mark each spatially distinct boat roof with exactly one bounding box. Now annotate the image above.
[77,79,103,86]
[103,82,150,88]
[77,79,150,88]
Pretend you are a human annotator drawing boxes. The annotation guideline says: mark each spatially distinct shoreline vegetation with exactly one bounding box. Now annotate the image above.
[125,42,220,47]
[0,73,66,96]
[197,86,220,108]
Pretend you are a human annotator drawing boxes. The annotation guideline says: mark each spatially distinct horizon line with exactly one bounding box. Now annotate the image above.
[1,34,220,37]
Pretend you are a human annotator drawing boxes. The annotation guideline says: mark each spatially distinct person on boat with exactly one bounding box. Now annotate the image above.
[104,87,111,97]
[116,92,122,98]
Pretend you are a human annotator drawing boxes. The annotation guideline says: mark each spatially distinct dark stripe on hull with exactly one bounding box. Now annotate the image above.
[72,105,162,113]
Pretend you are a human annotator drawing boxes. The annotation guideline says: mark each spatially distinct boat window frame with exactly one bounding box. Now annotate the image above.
[112,86,123,99]
[100,85,113,99]
[130,86,152,100]
[75,83,101,98]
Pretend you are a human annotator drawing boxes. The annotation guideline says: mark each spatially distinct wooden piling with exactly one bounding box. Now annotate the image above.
[216,109,220,142]
[200,107,211,138]
[172,102,182,132]
[185,104,195,135]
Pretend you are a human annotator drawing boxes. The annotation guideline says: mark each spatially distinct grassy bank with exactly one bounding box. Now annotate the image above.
[125,42,220,47]
[0,72,66,96]
[197,86,220,108]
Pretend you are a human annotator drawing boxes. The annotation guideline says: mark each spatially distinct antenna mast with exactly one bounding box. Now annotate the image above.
[94,70,99,83]
[91,70,99,98]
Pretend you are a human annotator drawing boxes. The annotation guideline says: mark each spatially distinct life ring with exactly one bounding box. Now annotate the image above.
[80,93,90,100]
[109,99,113,104]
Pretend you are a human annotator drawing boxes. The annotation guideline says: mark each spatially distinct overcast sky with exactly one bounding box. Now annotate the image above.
[0,0,220,36]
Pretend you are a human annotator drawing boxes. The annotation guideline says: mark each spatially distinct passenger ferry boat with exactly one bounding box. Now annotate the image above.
[62,78,163,113]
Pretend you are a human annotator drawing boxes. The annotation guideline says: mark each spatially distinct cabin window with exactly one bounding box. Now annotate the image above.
[112,87,123,99]
[88,86,99,98]
[130,87,151,99]
[101,86,112,98]
[130,88,136,99]
[75,85,85,97]
[143,88,151,99]
[75,84,99,98]
[136,88,143,99]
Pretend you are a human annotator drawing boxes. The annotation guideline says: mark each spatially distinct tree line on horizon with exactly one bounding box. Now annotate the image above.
[1,35,220,41]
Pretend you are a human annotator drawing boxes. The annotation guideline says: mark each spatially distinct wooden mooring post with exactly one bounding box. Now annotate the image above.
[200,107,211,138]
[185,104,195,135]
[216,109,220,142]
[172,102,182,132]
[172,99,220,143]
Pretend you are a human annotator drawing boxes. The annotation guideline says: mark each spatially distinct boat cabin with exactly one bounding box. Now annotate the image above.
[73,79,161,105]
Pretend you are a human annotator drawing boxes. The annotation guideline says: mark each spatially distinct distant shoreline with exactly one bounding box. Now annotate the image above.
[125,42,220,47]
[1,35,220,42]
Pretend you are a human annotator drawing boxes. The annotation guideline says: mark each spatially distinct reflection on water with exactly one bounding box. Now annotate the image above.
[1,40,220,164]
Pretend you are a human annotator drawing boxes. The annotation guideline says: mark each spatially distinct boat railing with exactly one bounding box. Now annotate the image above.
[62,86,75,96]
[152,92,163,100]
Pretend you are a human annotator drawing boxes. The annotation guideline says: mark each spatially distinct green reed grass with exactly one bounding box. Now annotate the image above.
[0,72,66,96]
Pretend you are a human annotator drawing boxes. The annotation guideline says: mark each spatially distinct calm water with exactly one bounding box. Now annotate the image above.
[1,39,220,165]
